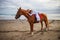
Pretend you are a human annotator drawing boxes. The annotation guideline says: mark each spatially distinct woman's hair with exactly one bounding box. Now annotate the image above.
[27,9,32,13]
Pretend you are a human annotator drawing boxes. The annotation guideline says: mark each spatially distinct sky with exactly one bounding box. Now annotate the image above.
[0,0,60,20]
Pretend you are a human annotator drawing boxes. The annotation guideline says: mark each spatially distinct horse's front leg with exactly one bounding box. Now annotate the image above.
[30,23,34,35]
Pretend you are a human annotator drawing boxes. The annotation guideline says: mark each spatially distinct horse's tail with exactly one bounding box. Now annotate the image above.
[45,14,49,26]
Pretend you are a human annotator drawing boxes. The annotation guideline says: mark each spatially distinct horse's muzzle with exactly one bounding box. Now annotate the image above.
[15,17,17,19]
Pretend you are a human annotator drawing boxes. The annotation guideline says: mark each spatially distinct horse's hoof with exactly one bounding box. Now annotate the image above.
[44,29,47,32]
[41,30,43,32]
[46,28,49,31]
[31,32,34,35]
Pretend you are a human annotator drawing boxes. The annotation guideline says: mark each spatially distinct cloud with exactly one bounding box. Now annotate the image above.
[29,0,50,3]
[0,0,60,20]
[21,2,34,9]
[0,0,60,13]
[0,0,60,10]
[43,1,60,10]
[19,0,60,11]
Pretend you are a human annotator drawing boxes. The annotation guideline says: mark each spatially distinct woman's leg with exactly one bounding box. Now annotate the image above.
[36,13,40,21]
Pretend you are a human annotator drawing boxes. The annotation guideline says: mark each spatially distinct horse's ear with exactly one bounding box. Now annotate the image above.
[20,7,21,9]
[17,7,21,10]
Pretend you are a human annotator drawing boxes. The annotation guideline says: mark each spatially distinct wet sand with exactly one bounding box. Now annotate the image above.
[0,20,60,40]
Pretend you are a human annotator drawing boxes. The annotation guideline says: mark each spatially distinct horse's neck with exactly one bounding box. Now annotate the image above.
[22,10,31,20]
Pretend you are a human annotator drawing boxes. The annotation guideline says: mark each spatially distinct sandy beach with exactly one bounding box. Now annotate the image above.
[0,20,60,40]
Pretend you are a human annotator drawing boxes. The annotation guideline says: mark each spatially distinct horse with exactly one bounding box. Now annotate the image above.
[15,7,49,35]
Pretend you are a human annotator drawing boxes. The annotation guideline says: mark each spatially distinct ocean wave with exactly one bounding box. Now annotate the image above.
[0,14,60,20]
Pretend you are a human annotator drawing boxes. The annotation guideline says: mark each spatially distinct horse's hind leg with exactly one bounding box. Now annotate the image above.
[45,20,49,31]
[41,21,43,31]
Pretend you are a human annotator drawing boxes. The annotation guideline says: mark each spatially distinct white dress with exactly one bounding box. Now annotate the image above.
[29,10,40,21]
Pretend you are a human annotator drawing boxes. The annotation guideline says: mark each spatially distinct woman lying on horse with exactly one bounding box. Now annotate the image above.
[15,7,49,35]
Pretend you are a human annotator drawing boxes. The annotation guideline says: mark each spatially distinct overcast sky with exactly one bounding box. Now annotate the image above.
[0,0,60,20]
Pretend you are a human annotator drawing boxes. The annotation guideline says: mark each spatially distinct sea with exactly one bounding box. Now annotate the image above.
[0,13,60,20]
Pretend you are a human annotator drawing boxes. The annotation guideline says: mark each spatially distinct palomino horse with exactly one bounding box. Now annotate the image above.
[15,7,49,35]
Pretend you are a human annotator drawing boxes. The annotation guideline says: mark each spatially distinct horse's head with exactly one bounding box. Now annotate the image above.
[15,7,22,19]
[15,7,31,20]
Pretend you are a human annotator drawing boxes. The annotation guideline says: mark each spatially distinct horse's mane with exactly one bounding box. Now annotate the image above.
[20,8,32,19]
